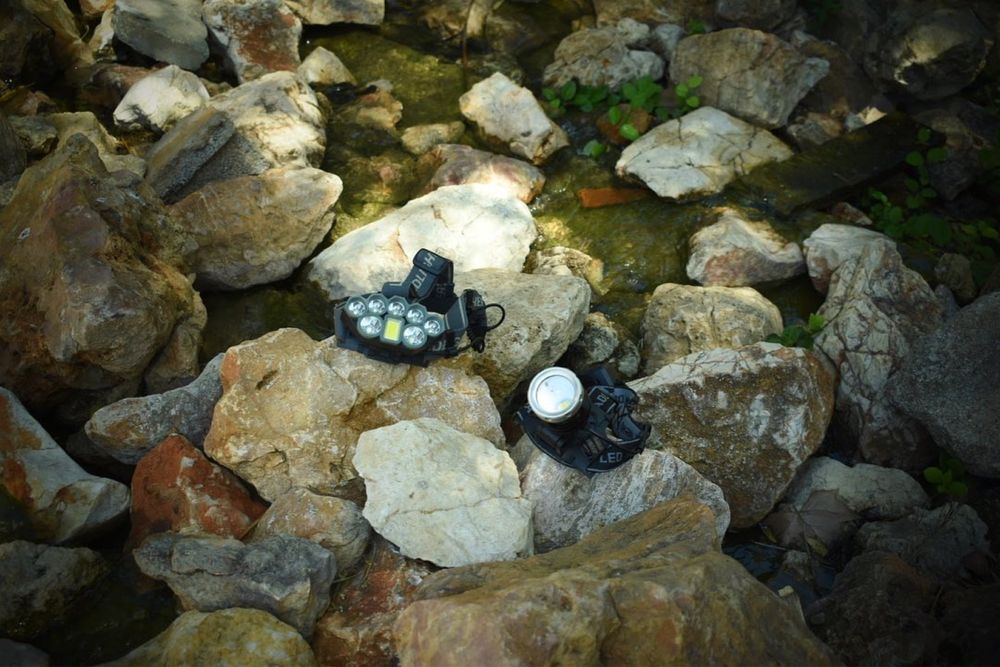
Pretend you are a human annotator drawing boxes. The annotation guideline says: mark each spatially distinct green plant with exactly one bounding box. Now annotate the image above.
[903,128,947,211]
[581,139,606,158]
[541,81,611,114]
[621,76,662,113]
[924,455,968,498]
[685,18,706,34]
[766,313,826,350]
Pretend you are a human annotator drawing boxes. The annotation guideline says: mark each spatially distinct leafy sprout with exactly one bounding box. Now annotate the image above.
[766,313,826,350]
[924,455,968,498]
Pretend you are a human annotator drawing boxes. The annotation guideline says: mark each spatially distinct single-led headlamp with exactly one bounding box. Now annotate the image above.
[516,366,650,475]
[334,249,504,366]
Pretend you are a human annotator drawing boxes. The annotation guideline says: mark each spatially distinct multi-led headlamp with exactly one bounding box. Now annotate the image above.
[516,366,650,475]
[334,249,504,366]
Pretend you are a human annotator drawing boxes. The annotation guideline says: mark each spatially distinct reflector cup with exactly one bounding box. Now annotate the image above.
[402,325,428,349]
[358,315,384,338]
[367,294,388,315]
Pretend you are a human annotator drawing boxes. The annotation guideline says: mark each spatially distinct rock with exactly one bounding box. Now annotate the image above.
[104,608,317,667]
[417,144,545,203]
[7,116,59,159]
[143,107,236,203]
[783,457,929,520]
[459,72,568,165]
[543,25,664,89]
[203,329,503,501]
[889,293,1000,478]
[934,284,960,318]
[248,488,369,573]
[1,388,130,543]
[46,111,145,176]
[394,497,838,666]
[526,246,604,290]
[630,343,835,528]
[85,355,223,465]
[647,23,685,60]
[134,533,336,637]
[802,223,892,293]
[939,584,1000,666]
[0,137,203,419]
[0,639,49,667]
[915,101,1000,201]
[80,0,112,19]
[112,65,209,133]
[523,448,730,551]
[448,270,591,407]
[806,552,941,666]
[670,29,829,129]
[592,0,714,27]
[170,166,342,290]
[815,240,943,469]
[400,122,465,156]
[284,0,384,25]
[298,46,356,86]
[354,418,532,568]
[855,503,989,579]
[561,312,641,379]
[686,208,805,286]
[792,32,878,120]
[204,0,302,84]
[112,0,208,70]
[0,541,108,642]
[864,4,993,101]
[0,113,27,182]
[616,106,792,200]
[640,283,782,374]
[715,0,797,31]
[0,1,55,86]
[18,0,93,71]
[312,536,433,667]
[306,184,536,301]
[88,8,116,59]
[127,434,266,550]
[786,112,843,149]
[934,253,977,303]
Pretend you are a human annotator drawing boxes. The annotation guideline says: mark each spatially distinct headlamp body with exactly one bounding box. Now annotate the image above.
[334,249,502,366]
[516,366,650,475]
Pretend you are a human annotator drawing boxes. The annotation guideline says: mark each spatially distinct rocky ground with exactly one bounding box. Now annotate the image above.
[1,0,999,665]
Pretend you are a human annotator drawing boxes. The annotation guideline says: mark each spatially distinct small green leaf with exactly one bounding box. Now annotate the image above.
[946,481,968,497]
[675,84,689,99]
[799,332,815,350]
[980,225,999,240]
[906,195,924,210]
[920,188,937,199]
[608,93,621,106]
[560,80,577,101]
[927,147,947,163]
[924,467,944,484]
[686,95,700,108]
[928,217,952,246]
[888,207,904,224]
[944,457,965,477]
[582,139,606,158]
[906,151,925,167]
[542,87,557,101]
[904,178,920,192]
[623,82,637,99]
[807,313,826,332]
[687,75,703,88]
[550,98,562,109]
[961,224,979,237]
[917,127,932,144]
[620,123,641,141]
[608,106,623,126]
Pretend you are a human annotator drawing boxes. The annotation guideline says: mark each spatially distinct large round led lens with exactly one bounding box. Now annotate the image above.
[402,325,428,349]
[405,303,427,324]
[423,314,445,338]
[527,367,584,424]
[345,296,367,318]
[357,315,384,339]
[387,296,408,318]
[366,294,388,316]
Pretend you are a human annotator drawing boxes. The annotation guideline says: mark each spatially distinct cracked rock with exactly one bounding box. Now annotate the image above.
[543,24,664,89]
[353,418,532,567]
[113,65,209,133]
[802,223,893,294]
[416,144,545,203]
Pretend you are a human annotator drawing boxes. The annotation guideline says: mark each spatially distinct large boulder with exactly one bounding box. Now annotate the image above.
[686,208,805,286]
[248,488,370,573]
[112,0,209,70]
[802,223,892,293]
[126,434,266,550]
[134,533,336,637]
[284,0,384,25]
[203,0,302,84]
[0,388,130,543]
[417,144,545,203]
[616,106,792,200]
[815,240,943,469]
[306,184,536,301]
[85,354,223,465]
[447,270,591,407]
[105,608,317,667]
[543,24,663,89]
[0,136,204,420]
[640,283,782,374]
[393,497,839,666]
[143,107,236,203]
[522,448,730,552]
[630,343,835,528]
[783,456,929,520]
[670,29,829,129]
[889,293,1000,478]
[203,329,503,501]
[112,65,209,133]
[0,1,55,86]
[170,166,342,290]
[459,72,569,165]
[0,541,108,642]
[354,418,532,567]
[46,111,146,176]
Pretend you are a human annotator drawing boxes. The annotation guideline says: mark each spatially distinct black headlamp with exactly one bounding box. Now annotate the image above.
[516,366,650,475]
[334,249,504,366]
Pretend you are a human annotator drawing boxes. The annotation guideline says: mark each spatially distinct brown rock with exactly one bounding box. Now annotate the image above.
[203,0,302,84]
[127,434,266,550]
[417,144,545,203]
[394,497,838,666]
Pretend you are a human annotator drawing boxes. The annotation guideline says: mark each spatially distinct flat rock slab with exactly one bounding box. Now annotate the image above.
[143,107,236,203]
[616,106,792,201]
[113,0,208,70]
[354,418,532,567]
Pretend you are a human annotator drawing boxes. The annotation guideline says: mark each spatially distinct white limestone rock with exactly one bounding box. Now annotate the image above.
[543,24,664,89]
[297,46,356,86]
[784,457,930,520]
[354,418,532,567]
[113,65,209,133]
[803,223,893,294]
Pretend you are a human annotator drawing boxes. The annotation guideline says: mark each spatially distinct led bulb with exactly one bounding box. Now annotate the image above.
[387,296,408,318]
[527,367,585,424]
[402,325,428,349]
[366,294,388,316]
[357,315,383,338]
[345,297,367,318]
[405,303,427,324]
[423,314,445,337]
